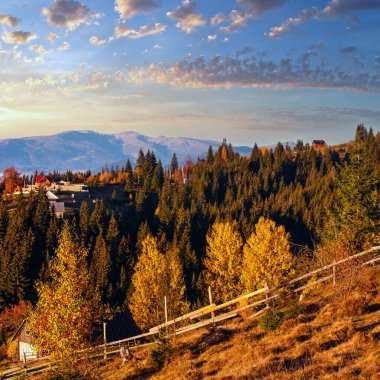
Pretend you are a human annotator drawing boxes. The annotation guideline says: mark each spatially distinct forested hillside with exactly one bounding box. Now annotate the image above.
[0,125,379,368]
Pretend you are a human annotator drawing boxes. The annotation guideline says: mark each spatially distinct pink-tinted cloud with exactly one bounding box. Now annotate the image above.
[115,23,166,39]
[0,14,21,27]
[2,31,37,44]
[167,1,205,34]
[115,0,161,19]
[42,0,101,31]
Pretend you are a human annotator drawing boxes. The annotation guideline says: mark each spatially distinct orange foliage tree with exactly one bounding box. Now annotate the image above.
[27,223,101,360]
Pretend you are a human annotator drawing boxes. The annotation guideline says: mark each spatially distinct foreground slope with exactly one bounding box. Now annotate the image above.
[98,266,379,379]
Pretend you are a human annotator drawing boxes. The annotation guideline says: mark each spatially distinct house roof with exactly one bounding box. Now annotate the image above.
[46,191,59,200]
[11,319,27,341]
[312,140,326,145]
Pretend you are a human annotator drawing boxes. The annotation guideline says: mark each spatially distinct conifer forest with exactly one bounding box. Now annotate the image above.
[0,125,379,360]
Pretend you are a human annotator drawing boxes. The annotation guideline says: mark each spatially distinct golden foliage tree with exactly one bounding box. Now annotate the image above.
[129,234,188,331]
[204,221,243,303]
[27,223,100,360]
[241,217,294,291]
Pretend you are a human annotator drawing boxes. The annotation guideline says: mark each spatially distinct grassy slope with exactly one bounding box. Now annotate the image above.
[97,266,379,380]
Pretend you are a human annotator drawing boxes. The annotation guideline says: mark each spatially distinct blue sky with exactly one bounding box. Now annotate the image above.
[0,0,379,145]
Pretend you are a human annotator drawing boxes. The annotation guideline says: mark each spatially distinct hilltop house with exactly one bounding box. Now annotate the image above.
[312,140,327,151]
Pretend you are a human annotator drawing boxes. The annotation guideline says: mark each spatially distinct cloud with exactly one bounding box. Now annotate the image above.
[322,0,380,16]
[207,34,217,41]
[0,15,22,27]
[2,31,37,44]
[46,32,59,42]
[29,44,52,55]
[220,10,252,33]
[266,7,319,39]
[154,44,162,49]
[115,0,161,19]
[42,0,101,31]
[266,0,380,39]
[167,1,205,34]
[210,12,227,26]
[115,23,166,39]
[339,46,357,54]
[89,36,106,45]
[58,41,70,51]
[237,0,287,16]
[127,53,380,92]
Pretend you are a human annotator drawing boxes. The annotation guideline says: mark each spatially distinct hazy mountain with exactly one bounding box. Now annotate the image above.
[0,130,295,173]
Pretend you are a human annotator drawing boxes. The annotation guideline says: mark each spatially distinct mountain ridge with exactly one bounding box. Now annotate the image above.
[0,130,295,174]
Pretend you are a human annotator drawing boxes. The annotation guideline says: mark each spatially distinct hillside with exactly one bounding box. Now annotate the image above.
[95,266,379,380]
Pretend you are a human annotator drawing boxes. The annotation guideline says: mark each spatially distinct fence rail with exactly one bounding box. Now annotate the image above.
[1,245,379,379]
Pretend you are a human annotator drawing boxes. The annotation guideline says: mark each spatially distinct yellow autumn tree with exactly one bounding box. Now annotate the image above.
[129,234,188,331]
[204,221,243,303]
[241,217,294,291]
[27,222,101,361]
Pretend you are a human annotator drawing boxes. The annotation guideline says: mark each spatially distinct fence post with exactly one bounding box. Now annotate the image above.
[264,281,270,308]
[103,321,107,360]
[164,295,168,336]
[333,261,336,287]
[208,286,215,325]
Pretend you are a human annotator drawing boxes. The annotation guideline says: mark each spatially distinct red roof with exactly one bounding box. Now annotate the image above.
[35,176,50,184]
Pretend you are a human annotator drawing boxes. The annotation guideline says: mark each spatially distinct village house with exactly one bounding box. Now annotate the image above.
[11,320,38,363]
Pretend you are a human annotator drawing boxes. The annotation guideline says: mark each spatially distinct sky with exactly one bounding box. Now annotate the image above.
[0,0,379,146]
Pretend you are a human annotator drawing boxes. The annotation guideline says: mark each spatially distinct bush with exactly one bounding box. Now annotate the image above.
[150,342,171,369]
[259,309,284,332]
[283,301,304,320]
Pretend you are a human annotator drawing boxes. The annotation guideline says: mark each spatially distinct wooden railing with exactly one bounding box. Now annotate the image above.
[2,245,379,379]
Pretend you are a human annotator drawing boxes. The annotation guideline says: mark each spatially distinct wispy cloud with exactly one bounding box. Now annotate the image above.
[167,0,205,34]
[57,41,70,51]
[220,10,252,33]
[115,0,161,19]
[266,7,319,39]
[42,0,101,31]
[0,14,21,27]
[2,31,37,44]
[238,0,288,16]
[29,44,52,55]
[339,46,357,54]
[46,32,59,42]
[115,23,166,39]
[266,0,380,39]
[89,36,107,45]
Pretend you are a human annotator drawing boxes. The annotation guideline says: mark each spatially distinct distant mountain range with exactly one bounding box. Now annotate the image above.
[0,130,295,174]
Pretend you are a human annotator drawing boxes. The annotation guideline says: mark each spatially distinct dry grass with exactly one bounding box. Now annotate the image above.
[93,265,380,380]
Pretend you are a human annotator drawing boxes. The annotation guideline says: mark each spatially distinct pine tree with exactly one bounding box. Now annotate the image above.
[204,221,243,303]
[241,217,294,290]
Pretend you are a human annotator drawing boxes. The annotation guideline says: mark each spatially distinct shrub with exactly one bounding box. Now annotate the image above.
[259,309,283,332]
[283,301,305,320]
[150,342,171,369]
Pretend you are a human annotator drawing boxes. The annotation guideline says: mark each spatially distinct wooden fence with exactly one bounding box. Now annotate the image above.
[1,245,379,379]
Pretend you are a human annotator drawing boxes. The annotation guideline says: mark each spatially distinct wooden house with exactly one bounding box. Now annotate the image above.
[312,140,327,151]
[11,320,38,363]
